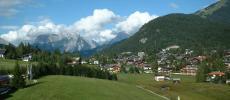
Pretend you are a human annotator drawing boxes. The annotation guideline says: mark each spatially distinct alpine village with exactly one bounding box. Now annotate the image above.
[1,0,230,100]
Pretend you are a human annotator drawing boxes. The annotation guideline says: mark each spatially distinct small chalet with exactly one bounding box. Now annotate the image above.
[111,64,121,73]
[155,76,165,81]
[158,67,172,75]
[224,50,230,56]
[180,65,198,76]
[139,64,152,73]
[137,52,145,59]
[67,57,81,66]
[207,71,225,83]
[22,53,32,62]
[0,49,6,58]
[223,55,230,68]
[208,71,225,77]
[193,56,207,62]
[93,60,99,65]
[105,64,121,73]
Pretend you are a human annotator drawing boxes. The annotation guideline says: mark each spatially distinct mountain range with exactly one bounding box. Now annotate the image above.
[32,33,97,52]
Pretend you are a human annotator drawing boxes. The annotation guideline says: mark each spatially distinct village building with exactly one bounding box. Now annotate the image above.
[208,71,225,77]
[207,71,225,83]
[81,60,87,64]
[155,76,165,81]
[22,53,32,62]
[138,63,152,73]
[226,80,230,84]
[157,67,172,75]
[180,65,198,76]
[138,52,145,59]
[193,56,207,62]
[67,57,81,66]
[102,64,121,73]
[209,71,225,77]
[93,60,99,65]
[111,65,121,73]
[223,54,230,69]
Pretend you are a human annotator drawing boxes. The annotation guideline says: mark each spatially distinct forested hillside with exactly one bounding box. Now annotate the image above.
[101,0,230,56]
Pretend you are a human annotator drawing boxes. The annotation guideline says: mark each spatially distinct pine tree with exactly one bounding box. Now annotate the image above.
[196,62,210,82]
[12,61,26,88]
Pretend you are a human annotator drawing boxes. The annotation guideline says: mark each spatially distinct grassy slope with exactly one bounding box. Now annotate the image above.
[118,74,230,100]
[0,59,30,70]
[7,75,164,100]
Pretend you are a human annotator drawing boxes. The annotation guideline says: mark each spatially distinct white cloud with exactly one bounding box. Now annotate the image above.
[73,9,118,31]
[0,9,158,45]
[0,18,67,44]
[1,31,18,42]
[69,9,120,42]
[0,0,31,17]
[99,29,116,42]
[115,11,158,35]
[170,3,179,9]
[70,9,119,43]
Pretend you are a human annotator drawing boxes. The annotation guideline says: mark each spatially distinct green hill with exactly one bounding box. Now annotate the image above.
[5,75,165,100]
[102,14,230,55]
[101,0,230,56]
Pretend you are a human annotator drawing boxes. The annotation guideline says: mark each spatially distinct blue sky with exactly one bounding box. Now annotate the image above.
[0,0,218,44]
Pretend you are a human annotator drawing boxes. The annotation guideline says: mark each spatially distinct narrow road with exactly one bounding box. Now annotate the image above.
[136,85,170,100]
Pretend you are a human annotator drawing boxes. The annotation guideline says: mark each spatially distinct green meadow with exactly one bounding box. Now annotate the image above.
[0,59,30,70]
[6,75,165,100]
[118,74,230,100]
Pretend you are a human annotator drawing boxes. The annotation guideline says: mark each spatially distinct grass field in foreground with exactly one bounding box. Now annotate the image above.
[6,75,165,100]
[118,74,230,100]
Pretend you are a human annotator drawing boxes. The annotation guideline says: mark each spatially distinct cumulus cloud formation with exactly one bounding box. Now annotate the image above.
[0,9,158,45]
[115,11,158,35]
[73,9,118,32]
[0,0,31,17]
[70,9,119,42]
[0,19,66,44]
[99,29,116,42]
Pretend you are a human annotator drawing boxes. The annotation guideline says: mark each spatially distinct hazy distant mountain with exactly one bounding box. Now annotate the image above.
[33,33,96,52]
[109,32,130,44]
[0,37,9,46]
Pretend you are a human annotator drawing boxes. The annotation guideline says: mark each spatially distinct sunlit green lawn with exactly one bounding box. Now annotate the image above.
[0,58,30,70]
[6,75,165,100]
[118,73,230,100]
